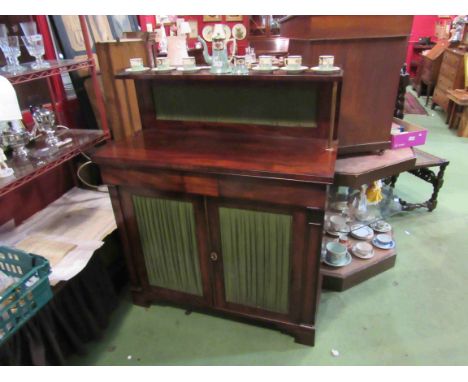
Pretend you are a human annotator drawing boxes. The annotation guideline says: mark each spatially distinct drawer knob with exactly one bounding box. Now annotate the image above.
[210,252,218,261]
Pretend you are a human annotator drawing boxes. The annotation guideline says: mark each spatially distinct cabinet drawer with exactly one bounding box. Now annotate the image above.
[440,63,458,82]
[436,75,453,90]
[102,166,327,208]
[442,51,461,68]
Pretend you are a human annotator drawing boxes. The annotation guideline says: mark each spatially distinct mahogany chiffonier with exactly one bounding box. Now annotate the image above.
[92,70,343,345]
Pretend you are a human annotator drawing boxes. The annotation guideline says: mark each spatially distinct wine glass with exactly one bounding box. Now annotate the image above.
[19,21,37,36]
[21,34,49,69]
[0,36,26,73]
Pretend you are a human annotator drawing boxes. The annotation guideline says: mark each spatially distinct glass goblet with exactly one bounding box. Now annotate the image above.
[21,34,49,69]
[0,36,25,73]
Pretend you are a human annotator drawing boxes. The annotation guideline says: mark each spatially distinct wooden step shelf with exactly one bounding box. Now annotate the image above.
[321,231,397,291]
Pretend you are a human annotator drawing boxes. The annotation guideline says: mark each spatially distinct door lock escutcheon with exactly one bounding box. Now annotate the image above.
[210,251,218,261]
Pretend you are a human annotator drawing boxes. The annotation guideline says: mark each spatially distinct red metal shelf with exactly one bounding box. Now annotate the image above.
[0,130,109,198]
[3,59,94,85]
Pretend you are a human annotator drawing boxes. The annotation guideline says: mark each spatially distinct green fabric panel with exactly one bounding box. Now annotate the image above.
[219,207,292,314]
[132,196,203,296]
[152,82,317,128]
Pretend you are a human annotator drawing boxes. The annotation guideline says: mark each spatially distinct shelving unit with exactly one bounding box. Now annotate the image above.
[0,15,110,221]
[0,129,106,198]
[3,59,93,85]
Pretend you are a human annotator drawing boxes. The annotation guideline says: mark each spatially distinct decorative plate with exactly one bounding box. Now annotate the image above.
[232,23,247,40]
[350,225,374,240]
[202,25,213,42]
[176,66,202,73]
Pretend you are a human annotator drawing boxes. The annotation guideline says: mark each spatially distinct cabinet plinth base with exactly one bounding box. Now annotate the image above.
[130,287,317,346]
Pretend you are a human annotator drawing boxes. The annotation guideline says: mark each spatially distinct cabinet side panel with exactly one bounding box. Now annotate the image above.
[132,195,203,295]
[219,207,292,314]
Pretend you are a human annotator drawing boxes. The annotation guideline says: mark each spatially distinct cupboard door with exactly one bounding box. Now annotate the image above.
[121,188,211,305]
[208,199,304,319]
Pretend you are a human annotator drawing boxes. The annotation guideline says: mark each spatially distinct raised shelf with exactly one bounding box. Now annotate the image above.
[2,59,93,85]
[321,232,397,291]
[116,68,343,82]
[0,129,107,198]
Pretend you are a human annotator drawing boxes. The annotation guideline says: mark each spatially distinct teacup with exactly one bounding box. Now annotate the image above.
[326,242,347,264]
[259,55,273,70]
[354,242,373,257]
[330,215,347,232]
[182,56,196,70]
[285,55,302,70]
[374,220,388,230]
[319,55,334,69]
[156,57,170,69]
[375,234,392,246]
[129,57,144,70]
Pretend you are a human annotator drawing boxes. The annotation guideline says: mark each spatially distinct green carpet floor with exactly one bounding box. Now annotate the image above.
[68,90,468,366]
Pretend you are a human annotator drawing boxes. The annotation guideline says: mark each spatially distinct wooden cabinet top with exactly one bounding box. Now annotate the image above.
[93,128,337,184]
[116,69,343,83]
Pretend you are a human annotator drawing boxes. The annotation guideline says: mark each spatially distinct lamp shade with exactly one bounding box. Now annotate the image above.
[0,75,22,121]
[180,21,191,35]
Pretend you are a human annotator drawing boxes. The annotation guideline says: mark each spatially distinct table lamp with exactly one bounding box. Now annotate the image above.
[0,75,22,177]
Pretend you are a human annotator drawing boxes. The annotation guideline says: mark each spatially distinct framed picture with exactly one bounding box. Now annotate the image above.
[188,20,198,38]
[225,15,243,22]
[203,15,222,22]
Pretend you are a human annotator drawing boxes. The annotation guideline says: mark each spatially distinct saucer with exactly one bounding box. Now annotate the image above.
[310,66,341,73]
[251,66,279,73]
[125,67,150,72]
[324,252,352,267]
[370,221,392,233]
[279,65,308,74]
[151,66,175,73]
[176,66,202,73]
[351,243,374,259]
[371,237,396,250]
[350,225,374,240]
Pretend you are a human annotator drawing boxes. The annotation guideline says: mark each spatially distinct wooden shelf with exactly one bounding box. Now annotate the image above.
[2,59,93,85]
[321,232,397,291]
[0,129,107,198]
[116,68,343,83]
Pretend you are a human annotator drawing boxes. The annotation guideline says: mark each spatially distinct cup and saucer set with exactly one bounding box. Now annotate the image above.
[372,233,396,250]
[151,57,176,73]
[323,241,352,267]
[176,57,202,73]
[326,215,350,237]
[251,55,279,73]
[310,55,341,74]
[279,55,308,74]
[125,57,150,72]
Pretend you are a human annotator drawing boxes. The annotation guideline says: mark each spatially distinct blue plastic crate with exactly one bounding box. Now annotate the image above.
[0,245,52,345]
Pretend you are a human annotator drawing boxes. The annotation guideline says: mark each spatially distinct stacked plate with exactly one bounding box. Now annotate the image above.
[350,224,374,240]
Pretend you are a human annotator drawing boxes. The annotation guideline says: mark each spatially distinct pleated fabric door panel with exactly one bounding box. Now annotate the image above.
[219,207,293,314]
[132,195,203,296]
